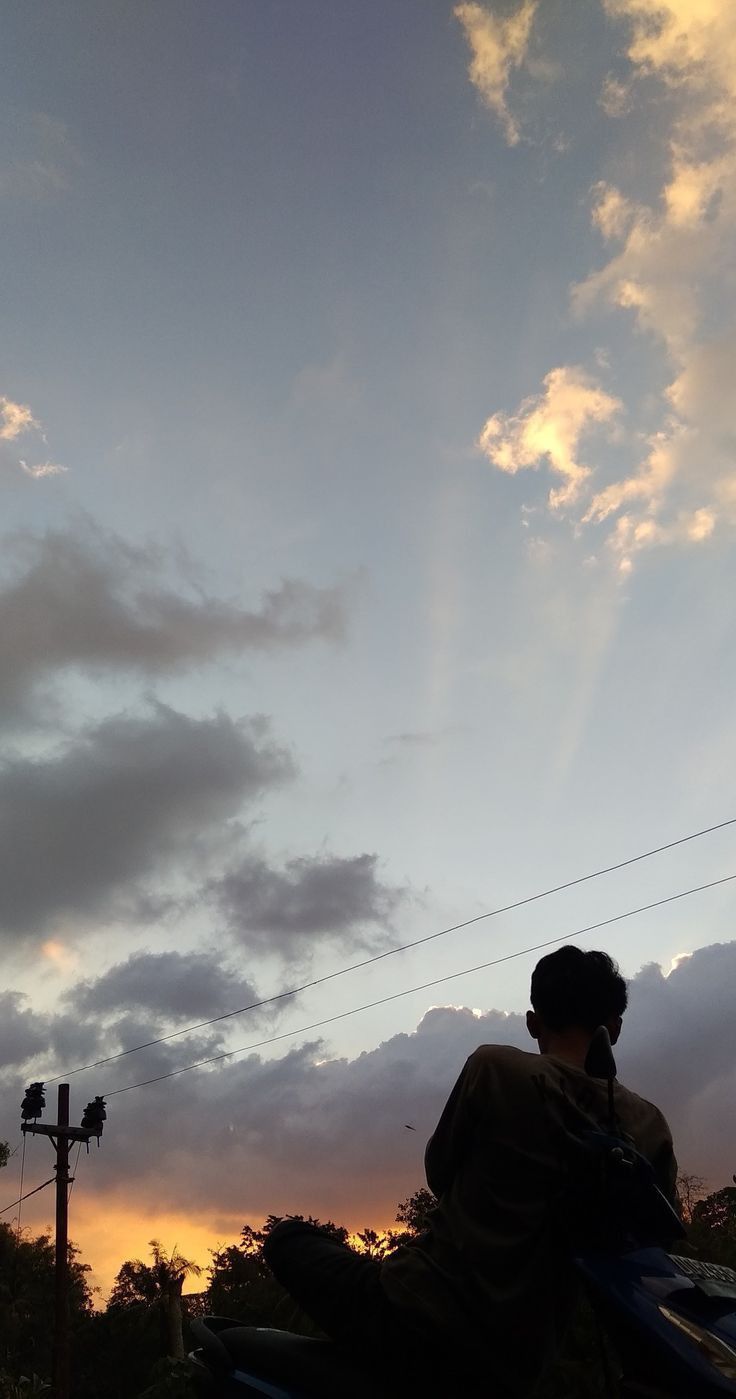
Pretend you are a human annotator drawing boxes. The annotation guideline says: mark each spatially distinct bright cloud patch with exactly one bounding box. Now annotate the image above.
[477,0,736,572]
[478,366,622,509]
[19,458,67,478]
[603,0,736,110]
[0,395,38,441]
[454,0,537,145]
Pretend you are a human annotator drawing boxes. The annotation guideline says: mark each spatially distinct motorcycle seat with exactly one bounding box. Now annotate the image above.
[218,1324,395,1398]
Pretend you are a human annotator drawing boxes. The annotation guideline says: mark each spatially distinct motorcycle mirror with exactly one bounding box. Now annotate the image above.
[585,1025,618,1133]
[584,1026,617,1082]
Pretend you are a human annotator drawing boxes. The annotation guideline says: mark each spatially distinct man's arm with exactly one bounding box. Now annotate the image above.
[425,1053,480,1198]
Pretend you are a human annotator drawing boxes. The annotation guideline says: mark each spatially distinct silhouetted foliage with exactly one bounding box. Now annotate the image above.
[261,1214,349,1245]
[394,1187,436,1237]
[72,1303,162,1399]
[0,1222,92,1389]
[688,1184,736,1267]
[206,1241,281,1327]
[137,1356,195,1398]
[109,1241,202,1363]
[676,1170,707,1223]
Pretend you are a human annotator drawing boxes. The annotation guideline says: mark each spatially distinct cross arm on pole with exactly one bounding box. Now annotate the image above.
[22,1123,101,1143]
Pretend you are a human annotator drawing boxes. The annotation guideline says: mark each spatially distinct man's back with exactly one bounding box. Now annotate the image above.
[381,1045,676,1396]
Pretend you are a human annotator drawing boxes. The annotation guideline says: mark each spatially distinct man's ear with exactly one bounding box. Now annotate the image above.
[608,1015,623,1046]
[526,1009,540,1041]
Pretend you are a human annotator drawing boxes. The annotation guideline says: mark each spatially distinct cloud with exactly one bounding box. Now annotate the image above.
[0,990,112,1076]
[578,329,736,569]
[606,503,717,573]
[0,703,293,944]
[603,1,736,116]
[599,74,634,118]
[18,459,67,479]
[573,156,731,358]
[454,1,538,146]
[0,992,51,1070]
[0,524,348,725]
[70,950,263,1025]
[6,940,734,1255]
[667,331,736,444]
[582,426,680,526]
[577,1,736,565]
[590,182,639,242]
[617,941,736,1181]
[212,852,406,960]
[476,0,736,571]
[0,396,39,441]
[478,366,622,509]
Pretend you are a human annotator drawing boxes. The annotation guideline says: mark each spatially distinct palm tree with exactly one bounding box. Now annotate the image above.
[148,1240,202,1361]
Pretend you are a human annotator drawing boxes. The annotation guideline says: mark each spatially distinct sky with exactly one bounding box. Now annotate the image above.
[1,0,735,1299]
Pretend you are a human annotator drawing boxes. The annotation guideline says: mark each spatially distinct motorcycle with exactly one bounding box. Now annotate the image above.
[189,1030,736,1397]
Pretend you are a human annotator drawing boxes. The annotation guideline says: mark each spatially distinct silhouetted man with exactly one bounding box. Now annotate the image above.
[265,946,677,1396]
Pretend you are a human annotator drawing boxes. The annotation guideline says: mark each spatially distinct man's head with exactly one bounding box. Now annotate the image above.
[526,945,628,1058]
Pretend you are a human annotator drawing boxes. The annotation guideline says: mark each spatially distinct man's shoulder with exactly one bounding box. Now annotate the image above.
[615,1079,672,1135]
[468,1043,539,1075]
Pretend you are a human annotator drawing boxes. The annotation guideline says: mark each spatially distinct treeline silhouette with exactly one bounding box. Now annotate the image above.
[1,1167,734,1398]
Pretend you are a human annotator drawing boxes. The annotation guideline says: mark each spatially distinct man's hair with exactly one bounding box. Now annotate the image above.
[530,946,628,1033]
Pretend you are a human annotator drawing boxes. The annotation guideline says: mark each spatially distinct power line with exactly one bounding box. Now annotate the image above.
[105,869,736,1098]
[0,1176,56,1219]
[46,815,736,1085]
[66,1141,82,1208]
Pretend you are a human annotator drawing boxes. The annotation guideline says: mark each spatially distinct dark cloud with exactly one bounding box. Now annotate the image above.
[0,704,293,943]
[70,950,261,1024]
[0,525,347,724]
[0,993,51,1070]
[616,941,736,1178]
[2,940,729,1236]
[0,993,234,1105]
[4,942,733,1258]
[212,852,407,959]
[0,995,107,1083]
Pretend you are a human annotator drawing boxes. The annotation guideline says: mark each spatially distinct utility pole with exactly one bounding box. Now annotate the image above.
[54,1084,70,1399]
[21,1081,106,1399]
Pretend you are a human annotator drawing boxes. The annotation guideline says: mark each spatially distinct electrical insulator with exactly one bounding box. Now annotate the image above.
[81,1096,107,1133]
[21,1082,46,1121]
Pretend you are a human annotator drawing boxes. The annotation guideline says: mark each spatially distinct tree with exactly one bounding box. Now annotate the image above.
[0,1143,9,1172]
[353,1227,396,1260]
[109,1241,201,1362]
[0,1223,92,1385]
[108,1259,160,1310]
[261,1214,349,1246]
[206,1241,283,1329]
[394,1188,436,1240]
[689,1184,736,1267]
[677,1171,707,1223]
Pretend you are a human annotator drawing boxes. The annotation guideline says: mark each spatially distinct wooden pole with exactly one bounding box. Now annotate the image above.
[53,1084,70,1399]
